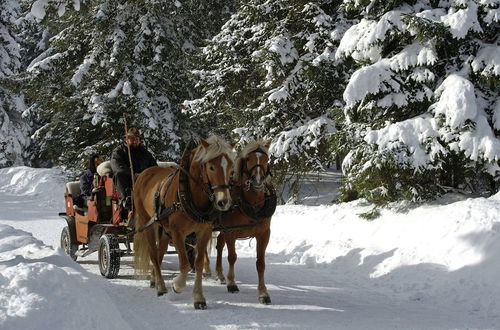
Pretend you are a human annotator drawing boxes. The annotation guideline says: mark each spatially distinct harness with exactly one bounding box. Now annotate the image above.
[213,148,277,232]
[238,184,277,220]
[137,139,227,232]
[137,143,278,233]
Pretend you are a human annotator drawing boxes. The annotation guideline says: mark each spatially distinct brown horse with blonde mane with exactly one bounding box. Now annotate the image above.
[213,139,276,304]
[133,136,235,309]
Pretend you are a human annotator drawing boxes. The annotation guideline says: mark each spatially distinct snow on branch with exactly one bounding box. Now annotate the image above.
[430,74,500,164]
[471,44,500,77]
[269,116,336,160]
[336,11,404,62]
[493,101,500,131]
[70,53,96,86]
[388,43,437,72]
[343,43,438,109]
[267,35,299,65]
[27,51,65,72]
[31,0,81,21]
[431,74,477,129]
[364,114,443,170]
[440,0,482,39]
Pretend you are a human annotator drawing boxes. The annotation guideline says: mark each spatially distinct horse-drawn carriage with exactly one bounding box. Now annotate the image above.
[60,137,277,309]
[58,160,194,278]
[59,161,135,278]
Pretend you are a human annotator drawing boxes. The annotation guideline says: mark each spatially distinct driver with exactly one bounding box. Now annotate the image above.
[110,127,157,209]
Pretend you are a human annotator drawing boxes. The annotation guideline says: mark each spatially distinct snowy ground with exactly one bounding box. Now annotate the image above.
[0,166,499,329]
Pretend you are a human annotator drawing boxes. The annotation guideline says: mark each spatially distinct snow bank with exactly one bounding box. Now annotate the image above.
[0,166,65,196]
[0,225,129,330]
[236,193,500,320]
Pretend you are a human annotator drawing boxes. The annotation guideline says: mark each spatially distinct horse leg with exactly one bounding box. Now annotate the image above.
[203,247,212,277]
[215,232,226,284]
[150,267,156,288]
[149,226,160,288]
[153,226,170,288]
[171,230,190,294]
[225,236,239,293]
[192,228,211,309]
[145,227,167,296]
[256,229,271,304]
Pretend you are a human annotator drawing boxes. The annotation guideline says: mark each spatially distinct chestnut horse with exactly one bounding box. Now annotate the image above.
[133,136,235,309]
[213,140,276,304]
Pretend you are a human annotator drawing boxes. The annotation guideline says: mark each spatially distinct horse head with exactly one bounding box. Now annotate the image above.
[235,140,272,192]
[192,136,236,211]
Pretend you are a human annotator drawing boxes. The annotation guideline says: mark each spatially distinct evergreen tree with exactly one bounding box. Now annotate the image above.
[185,0,348,189]
[336,0,500,204]
[0,0,32,167]
[23,0,233,169]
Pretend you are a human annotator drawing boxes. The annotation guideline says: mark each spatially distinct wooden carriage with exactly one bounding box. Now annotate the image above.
[58,161,134,278]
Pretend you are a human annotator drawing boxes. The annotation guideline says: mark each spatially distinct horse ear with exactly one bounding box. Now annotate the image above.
[200,138,210,149]
[263,139,272,149]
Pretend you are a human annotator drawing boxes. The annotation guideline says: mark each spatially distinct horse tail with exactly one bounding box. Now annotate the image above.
[133,225,151,279]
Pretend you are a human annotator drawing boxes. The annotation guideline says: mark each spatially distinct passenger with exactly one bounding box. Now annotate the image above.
[111,127,157,210]
[79,154,103,207]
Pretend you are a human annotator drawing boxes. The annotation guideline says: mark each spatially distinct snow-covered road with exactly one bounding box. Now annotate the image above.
[1,167,499,329]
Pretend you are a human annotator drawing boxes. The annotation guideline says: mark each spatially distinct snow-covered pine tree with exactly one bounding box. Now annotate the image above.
[185,0,347,190]
[0,0,32,167]
[23,0,233,169]
[336,0,500,204]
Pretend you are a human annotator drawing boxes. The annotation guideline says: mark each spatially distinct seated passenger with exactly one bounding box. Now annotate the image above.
[78,154,103,207]
[110,127,157,210]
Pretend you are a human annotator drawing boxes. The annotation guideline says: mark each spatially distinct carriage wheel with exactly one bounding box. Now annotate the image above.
[98,234,120,278]
[60,226,78,261]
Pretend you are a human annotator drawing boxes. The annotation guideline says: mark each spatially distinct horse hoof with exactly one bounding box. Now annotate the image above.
[157,290,167,297]
[227,284,239,293]
[194,301,207,310]
[150,282,155,288]
[218,278,226,285]
[172,286,181,294]
[259,296,271,304]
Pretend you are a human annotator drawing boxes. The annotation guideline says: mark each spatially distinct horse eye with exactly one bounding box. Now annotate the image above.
[209,166,215,171]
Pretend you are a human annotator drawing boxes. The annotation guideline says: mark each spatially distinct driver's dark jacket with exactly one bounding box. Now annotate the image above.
[110,143,157,174]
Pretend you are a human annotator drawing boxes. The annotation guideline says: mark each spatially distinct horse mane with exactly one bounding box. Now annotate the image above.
[193,135,236,164]
[234,140,270,182]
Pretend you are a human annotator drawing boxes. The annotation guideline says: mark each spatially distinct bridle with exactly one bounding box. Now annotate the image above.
[241,148,272,191]
[198,163,234,201]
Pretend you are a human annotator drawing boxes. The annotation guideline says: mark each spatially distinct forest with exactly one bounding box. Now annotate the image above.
[1,0,499,204]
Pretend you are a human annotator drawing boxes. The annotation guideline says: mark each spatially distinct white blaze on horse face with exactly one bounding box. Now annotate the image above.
[221,156,229,184]
[255,152,263,183]
[214,155,232,211]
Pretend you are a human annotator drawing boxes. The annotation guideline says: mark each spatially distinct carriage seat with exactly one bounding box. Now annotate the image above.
[66,181,81,197]
[66,181,86,212]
